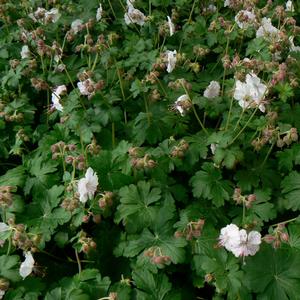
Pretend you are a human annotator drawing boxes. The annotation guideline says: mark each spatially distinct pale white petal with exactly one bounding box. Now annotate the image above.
[203,81,220,98]
[19,252,34,279]
[0,222,9,233]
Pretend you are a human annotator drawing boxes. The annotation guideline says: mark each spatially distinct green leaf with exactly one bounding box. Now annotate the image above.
[190,163,232,207]
[0,166,26,187]
[0,255,20,282]
[281,171,300,210]
[132,269,172,300]
[115,181,161,232]
[244,244,300,300]
[288,224,300,250]
[45,288,62,300]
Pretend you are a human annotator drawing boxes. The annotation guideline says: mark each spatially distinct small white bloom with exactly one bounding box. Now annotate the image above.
[224,0,231,7]
[235,10,256,29]
[285,0,295,12]
[256,17,280,40]
[207,4,217,12]
[219,224,241,251]
[96,4,103,21]
[230,230,261,257]
[45,8,61,23]
[165,50,177,73]
[174,94,191,116]
[219,225,262,257]
[71,19,83,34]
[78,167,98,203]
[203,81,220,98]
[51,85,66,112]
[77,79,96,98]
[289,36,300,52]
[29,7,46,22]
[0,222,10,232]
[167,16,175,36]
[124,3,146,26]
[20,45,30,59]
[0,290,5,300]
[19,252,34,279]
[234,73,267,113]
[210,143,218,155]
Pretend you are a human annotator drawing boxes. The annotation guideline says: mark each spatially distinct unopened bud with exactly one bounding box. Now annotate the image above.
[280,232,289,242]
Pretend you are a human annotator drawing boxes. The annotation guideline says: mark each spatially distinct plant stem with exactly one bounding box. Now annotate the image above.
[112,122,115,148]
[192,105,209,135]
[75,249,82,273]
[116,64,127,124]
[225,97,234,131]
[108,0,117,19]
[271,216,299,227]
[188,0,197,23]
[144,94,151,126]
[229,107,258,146]
[260,141,275,169]
[233,108,245,131]
[180,81,208,135]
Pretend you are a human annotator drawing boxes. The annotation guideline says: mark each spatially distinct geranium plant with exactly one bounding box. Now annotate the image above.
[0,0,300,299]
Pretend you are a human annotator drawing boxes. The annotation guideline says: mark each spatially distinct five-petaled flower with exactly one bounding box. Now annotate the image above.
[219,224,261,258]
[78,167,99,203]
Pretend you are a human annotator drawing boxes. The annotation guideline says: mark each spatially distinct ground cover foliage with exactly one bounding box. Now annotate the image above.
[0,0,300,299]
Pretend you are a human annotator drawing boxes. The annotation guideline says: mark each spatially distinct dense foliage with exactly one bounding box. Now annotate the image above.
[0,0,300,299]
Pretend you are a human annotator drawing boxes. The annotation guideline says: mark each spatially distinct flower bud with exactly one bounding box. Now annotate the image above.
[280,232,289,242]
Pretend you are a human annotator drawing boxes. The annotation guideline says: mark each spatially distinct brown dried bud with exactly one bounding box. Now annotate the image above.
[280,232,289,242]
[82,215,90,223]
[174,231,183,238]
[92,214,101,224]
[263,234,276,244]
[65,156,73,164]
[0,278,9,291]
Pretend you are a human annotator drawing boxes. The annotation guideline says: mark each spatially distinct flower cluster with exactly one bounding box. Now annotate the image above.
[233,73,267,112]
[219,224,261,257]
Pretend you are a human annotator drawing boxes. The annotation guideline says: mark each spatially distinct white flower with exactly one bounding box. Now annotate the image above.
[203,81,220,98]
[235,10,256,29]
[45,8,61,23]
[77,79,96,98]
[285,0,294,12]
[124,2,146,26]
[224,0,231,7]
[233,73,267,113]
[167,16,175,36]
[19,252,34,279]
[219,225,262,257]
[78,167,98,203]
[71,19,83,34]
[0,222,10,233]
[207,4,217,12]
[20,45,30,59]
[210,143,218,155]
[219,224,241,251]
[96,4,103,21]
[174,94,191,116]
[230,230,261,257]
[289,36,300,52]
[256,17,280,40]
[29,7,46,22]
[51,85,67,112]
[0,290,5,300]
[165,50,177,73]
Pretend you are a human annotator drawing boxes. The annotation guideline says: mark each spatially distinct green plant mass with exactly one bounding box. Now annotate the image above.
[0,0,300,299]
